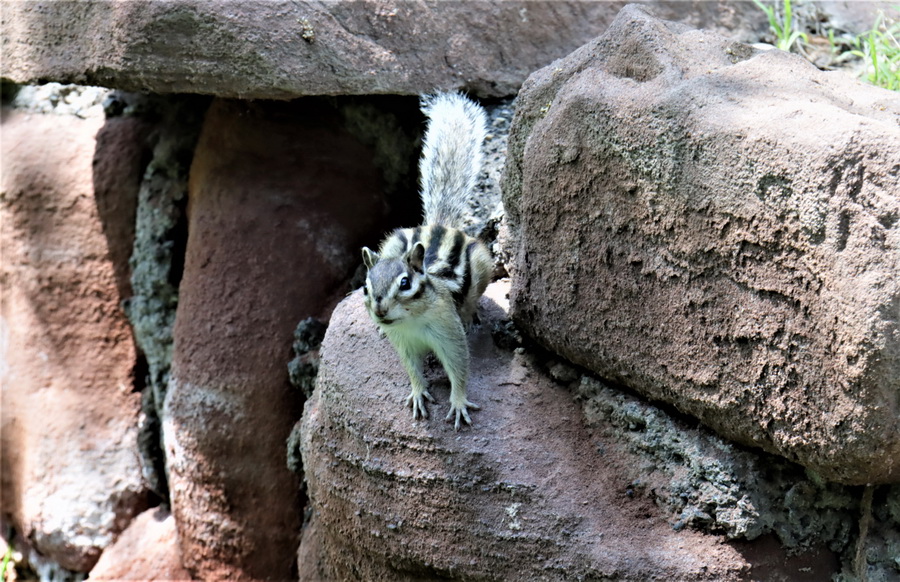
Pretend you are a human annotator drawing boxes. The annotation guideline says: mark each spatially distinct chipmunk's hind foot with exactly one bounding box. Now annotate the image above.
[405,389,435,420]
[446,399,480,430]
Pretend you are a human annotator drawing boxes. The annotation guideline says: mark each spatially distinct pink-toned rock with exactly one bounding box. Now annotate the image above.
[89,508,192,581]
[297,281,842,580]
[0,1,774,99]
[503,5,900,485]
[0,108,147,571]
[164,98,393,580]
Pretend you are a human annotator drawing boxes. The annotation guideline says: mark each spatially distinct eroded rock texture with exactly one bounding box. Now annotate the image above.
[503,5,900,485]
[0,1,770,99]
[0,108,147,571]
[164,98,400,580]
[299,283,747,580]
[88,508,191,581]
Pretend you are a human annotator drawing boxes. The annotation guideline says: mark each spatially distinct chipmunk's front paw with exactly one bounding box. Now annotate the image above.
[405,389,434,420]
[446,398,480,430]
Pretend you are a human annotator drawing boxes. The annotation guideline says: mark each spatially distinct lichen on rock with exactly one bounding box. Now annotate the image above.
[574,372,900,580]
[123,95,208,502]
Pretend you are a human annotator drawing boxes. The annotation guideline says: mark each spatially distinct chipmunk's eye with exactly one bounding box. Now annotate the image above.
[399,276,411,291]
[363,286,368,296]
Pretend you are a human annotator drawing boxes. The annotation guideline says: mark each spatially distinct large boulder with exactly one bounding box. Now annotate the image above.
[164,97,398,580]
[298,281,850,580]
[0,1,771,99]
[299,283,747,580]
[0,107,147,571]
[503,5,900,485]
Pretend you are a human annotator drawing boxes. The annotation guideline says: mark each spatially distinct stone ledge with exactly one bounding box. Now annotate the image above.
[1,1,770,98]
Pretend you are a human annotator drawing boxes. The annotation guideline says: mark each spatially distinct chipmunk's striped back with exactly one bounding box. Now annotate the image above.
[375,224,491,323]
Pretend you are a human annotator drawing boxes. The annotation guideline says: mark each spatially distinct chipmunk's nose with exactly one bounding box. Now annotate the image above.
[374,302,387,318]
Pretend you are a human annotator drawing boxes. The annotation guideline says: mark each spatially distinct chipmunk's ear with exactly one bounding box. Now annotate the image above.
[407,242,425,273]
[361,247,379,269]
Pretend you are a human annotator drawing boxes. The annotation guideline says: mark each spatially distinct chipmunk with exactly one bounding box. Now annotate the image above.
[361,93,492,430]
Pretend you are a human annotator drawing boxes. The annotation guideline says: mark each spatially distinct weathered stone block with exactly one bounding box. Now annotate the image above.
[299,282,759,580]
[0,1,772,99]
[0,108,147,571]
[297,279,863,579]
[164,98,396,580]
[503,5,900,485]
[89,508,191,581]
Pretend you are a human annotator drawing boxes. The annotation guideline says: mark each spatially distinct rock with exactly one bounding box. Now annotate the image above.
[1,1,772,99]
[123,95,209,503]
[164,98,397,580]
[817,1,900,34]
[502,5,900,485]
[287,317,329,400]
[575,374,900,581]
[296,516,327,582]
[93,114,156,304]
[299,282,741,580]
[0,108,147,571]
[88,508,192,581]
[297,280,849,580]
[6,82,109,118]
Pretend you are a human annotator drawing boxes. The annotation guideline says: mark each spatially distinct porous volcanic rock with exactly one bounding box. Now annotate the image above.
[503,5,900,485]
[0,108,147,571]
[164,98,397,580]
[88,508,192,581]
[299,281,756,581]
[0,1,772,99]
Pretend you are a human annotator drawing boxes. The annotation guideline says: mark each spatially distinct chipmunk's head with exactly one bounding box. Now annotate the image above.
[361,243,430,326]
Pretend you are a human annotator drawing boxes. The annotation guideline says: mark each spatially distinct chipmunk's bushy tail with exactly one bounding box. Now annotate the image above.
[419,93,487,229]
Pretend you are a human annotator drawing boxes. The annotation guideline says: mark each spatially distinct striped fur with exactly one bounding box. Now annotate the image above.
[361,92,490,429]
[369,225,491,324]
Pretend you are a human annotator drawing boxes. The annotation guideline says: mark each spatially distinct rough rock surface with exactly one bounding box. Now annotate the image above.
[503,5,900,485]
[298,281,847,581]
[92,114,155,300]
[88,508,192,581]
[1,1,772,99]
[575,376,900,580]
[122,95,209,503]
[164,98,396,580]
[0,108,147,571]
